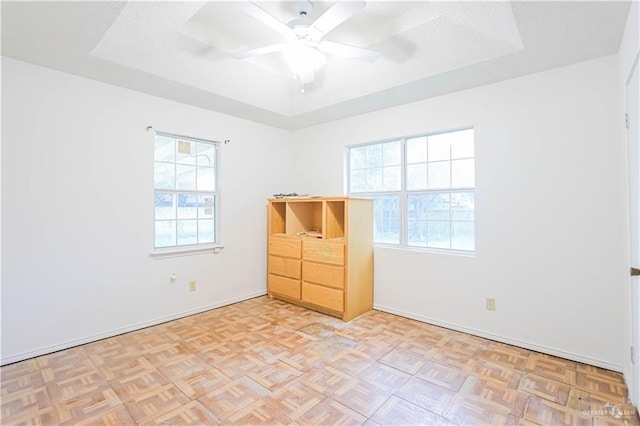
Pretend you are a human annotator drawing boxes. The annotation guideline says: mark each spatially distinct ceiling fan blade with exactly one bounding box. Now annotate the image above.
[231,43,286,59]
[311,1,365,37]
[318,40,380,63]
[232,43,286,60]
[237,2,294,38]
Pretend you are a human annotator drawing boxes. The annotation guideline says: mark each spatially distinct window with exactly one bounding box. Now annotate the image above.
[153,132,219,249]
[347,128,475,252]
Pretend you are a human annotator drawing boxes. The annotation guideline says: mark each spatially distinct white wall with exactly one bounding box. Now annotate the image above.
[291,55,628,371]
[1,58,293,364]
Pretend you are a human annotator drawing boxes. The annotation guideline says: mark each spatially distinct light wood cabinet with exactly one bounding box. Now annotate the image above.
[267,196,373,321]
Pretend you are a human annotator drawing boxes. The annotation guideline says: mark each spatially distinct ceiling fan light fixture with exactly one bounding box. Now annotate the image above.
[283,44,326,81]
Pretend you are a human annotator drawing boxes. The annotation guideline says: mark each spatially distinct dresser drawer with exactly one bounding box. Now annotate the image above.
[302,240,344,266]
[302,283,343,312]
[302,262,344,289]
[269,256,301,279]
[268,274,300,300]
[268,237,301,258]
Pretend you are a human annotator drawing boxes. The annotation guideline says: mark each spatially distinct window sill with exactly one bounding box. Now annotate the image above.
[150,244,224,259]
[374,243,476,257]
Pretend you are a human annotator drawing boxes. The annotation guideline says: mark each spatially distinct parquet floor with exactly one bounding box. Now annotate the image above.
[1,296,638,425]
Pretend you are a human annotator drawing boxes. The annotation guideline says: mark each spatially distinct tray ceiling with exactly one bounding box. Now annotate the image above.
[1,1,631,129]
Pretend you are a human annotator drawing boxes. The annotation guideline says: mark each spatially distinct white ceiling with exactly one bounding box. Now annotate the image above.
[1,1,631,130]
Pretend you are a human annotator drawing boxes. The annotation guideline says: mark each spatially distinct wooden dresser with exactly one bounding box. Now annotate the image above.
[267,196,373,321]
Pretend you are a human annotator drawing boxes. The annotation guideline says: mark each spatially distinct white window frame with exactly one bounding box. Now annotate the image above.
[150,130,223,258]
[346,127,475,254]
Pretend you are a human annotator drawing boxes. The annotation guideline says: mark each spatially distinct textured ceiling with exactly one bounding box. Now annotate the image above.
[1,1,632,129]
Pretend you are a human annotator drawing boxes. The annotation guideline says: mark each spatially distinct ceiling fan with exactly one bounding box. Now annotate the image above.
[233,0,380,88]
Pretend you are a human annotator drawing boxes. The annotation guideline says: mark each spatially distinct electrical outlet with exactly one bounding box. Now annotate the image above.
[486,298,496,311]
[189,281,196,292]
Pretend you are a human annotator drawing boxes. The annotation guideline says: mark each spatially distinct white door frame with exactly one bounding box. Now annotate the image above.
[626,52,640,407]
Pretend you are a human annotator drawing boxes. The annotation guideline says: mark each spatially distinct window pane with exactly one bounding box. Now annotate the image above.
[407,163,427,190]
[383,141,401,166]
[197,143,216,167]
[406,137,427,163]
[350,146,366,169]
[428,161,450,188]
[451,129,474,159]
[373,194,400,244]
[177,220,197,245]
[198,219,215,243]
[451,192,474,221]
[381,219,400,244]
[197,166,215,191]
[155,136,175,163]
[176,140,196,165]
[408,219,427,246]
[428,134,451,162]
[407,193,427,220]
[452,221,474,251]
[350,169,366,192]
[155,221,176,247]
[154,163,175,189]
[427,193,450,220]
[427,220,450,249]
[366,144,383,168]
[154,193,175,220]
[198,194,214,218]
[366,167,383,191]
[382,166,401,191]
[452,159,474,188]
[176,165,196,190]
[177,193,198,219]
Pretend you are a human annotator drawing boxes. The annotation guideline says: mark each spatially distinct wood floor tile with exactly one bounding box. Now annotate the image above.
[415,360,468,391]
[262,377,325,420]
[2,296,637,425]
[1,386,52,423]
[299,365,359,397]
[215,352,268,380]
[1,371,45,396]
[331,377,391,418]
[45,370,109,402]
[278,347,327,372]
[379,347,427,374]
[294,397,367,426]
[575,369,628,404]
[155,354,209,381]
[197,376,271,420]
[479,342,530,371]
[52,387,122,424]
[526,353,577,385]
[69,405,136,426]
[0,359,41,381]
[356,362,411,392]
[519,372,573,405]
[524,395,593,425]
[395,377,457,415]
[470,359,523,389]
[369,395,450,426]
[223,399,293,425]
[173,367,232,400]
[123,384,190,424]
[109,368,170,402]
[442,394,513,425]
[142,401,221,426]
[458,376,529,417]
[246,360,303,391]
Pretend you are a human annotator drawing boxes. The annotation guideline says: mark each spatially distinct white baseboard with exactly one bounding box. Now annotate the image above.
[1,291,267,366]
[374,303,623,373]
